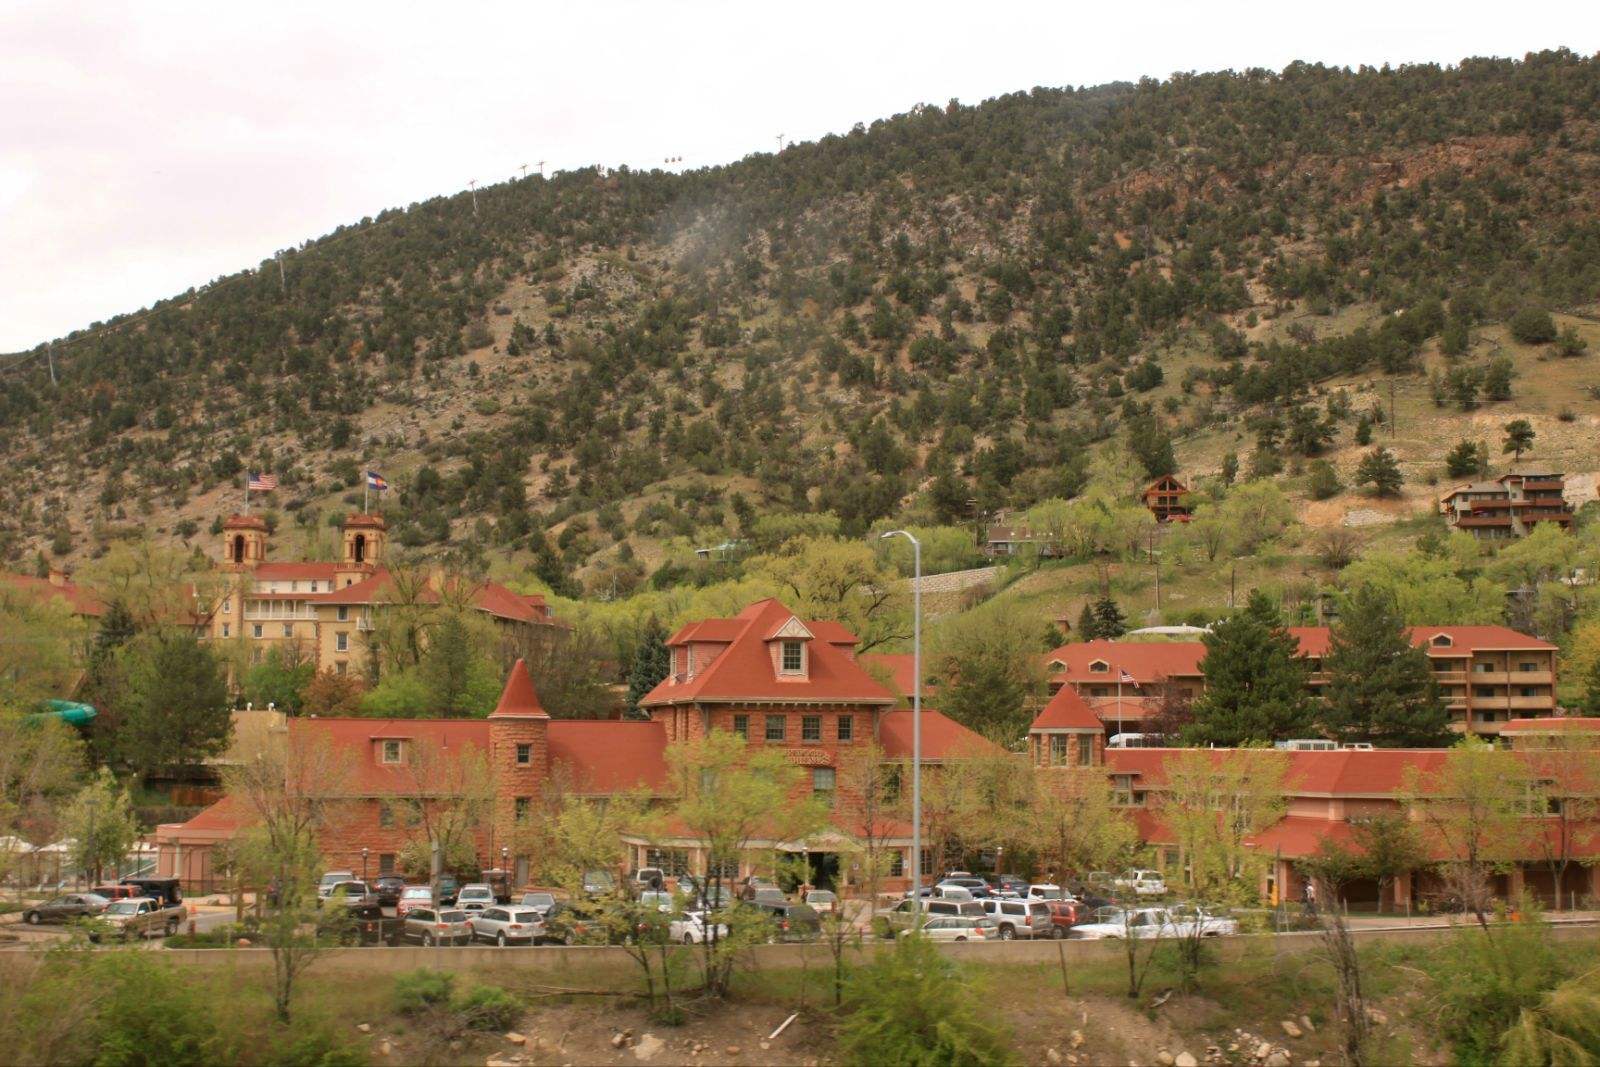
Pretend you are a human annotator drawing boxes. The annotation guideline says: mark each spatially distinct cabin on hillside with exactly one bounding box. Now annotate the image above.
[1141,475,1191,523]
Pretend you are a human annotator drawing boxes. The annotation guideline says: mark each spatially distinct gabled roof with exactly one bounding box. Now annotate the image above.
[878,709,1004,759]
[310,570,552,624]
[642,599,896,707]
[1030,686,1103,732]
[1289,625,1556,658]
[252,562,345,582]
[489,659,548,719]
[547,720,669,794]
[1045,640,1206,682]
[0,570,106,617]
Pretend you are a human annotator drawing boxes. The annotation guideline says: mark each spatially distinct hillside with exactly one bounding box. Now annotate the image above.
[4,51,1600,595]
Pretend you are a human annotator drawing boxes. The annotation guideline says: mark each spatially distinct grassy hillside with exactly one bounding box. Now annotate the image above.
[3,51,1600,600]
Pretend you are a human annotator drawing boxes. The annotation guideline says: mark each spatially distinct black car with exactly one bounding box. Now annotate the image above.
[319,901,404,945]
[989,874,1029,897]
[371,876,407,907]
[21,893,110,925]
[743,900,821,942]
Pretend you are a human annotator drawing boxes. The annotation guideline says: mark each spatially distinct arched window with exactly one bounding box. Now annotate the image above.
[232,534,246,564]
[353,533,366,564]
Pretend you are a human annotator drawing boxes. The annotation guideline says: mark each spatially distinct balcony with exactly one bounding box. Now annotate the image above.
[1467,671,1553,686]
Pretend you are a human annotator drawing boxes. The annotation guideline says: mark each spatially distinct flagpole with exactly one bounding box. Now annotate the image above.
[363,477,369,515]
[243,473,250,516]
[1116,672,1123,741]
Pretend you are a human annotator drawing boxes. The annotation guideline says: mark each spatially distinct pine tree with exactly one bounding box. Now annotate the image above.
[1321,586,1451,747]
[1185,591,1312,746]
[1091,597,1127,639]
[1445,439,1487,479]
[1076,602,1099,640]
[626,616,672,717]
[1502,419,1536,463]
[1355,447,1403,497]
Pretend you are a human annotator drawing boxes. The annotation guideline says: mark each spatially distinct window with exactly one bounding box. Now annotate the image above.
[1432,634,1454,647]
[921,851,935,876]
[378,854,396,875]
[1475,662,1493,673]
[222,598,231,614]
[1089,660,1109,673]
[1049,735,1068,765]
[732,714,749,739]
[1520,687,1539,698]
[337,606,349,622]
[516,743,531,765]
[1077,736,1093,766]
[812,767,836,804]
[838,715,854,742]
[709,855,739,881]
[1519,661,1540,672]
[889,852,905,877]
[282,623,293,638]
[252,624,263,638]
[802,715,822,742]
[221,623,230,638]
[381,740,403,764]
[781,640,803,673]
[335,661,347,675]
[336,632,348,652]
[378,803,394,828]
[1475,686,1497,699]
[515,797,531,820]
[644,849,690,877]
[765,715,786,742]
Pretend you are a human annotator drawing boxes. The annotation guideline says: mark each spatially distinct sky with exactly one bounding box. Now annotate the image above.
[1,1,1596,352]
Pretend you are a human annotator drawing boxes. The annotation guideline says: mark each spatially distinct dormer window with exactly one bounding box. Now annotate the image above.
[1431,634,1454,648]
[781,641,804,673]
[1089,660,1109,673]
[380,739,403,764]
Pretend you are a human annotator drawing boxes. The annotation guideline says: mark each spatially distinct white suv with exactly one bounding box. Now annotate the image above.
[978,897,1052,940]
[1113,869,1167,897]
[455,884,496,912]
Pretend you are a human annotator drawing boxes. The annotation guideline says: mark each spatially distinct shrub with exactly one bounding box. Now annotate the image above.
[1431,915,1558,1063]
[263,1027,369,1067]
[455,985,520,1032]
[838,936,1016,1066]
[392,969,455,1015]
[1509,307,1557,345]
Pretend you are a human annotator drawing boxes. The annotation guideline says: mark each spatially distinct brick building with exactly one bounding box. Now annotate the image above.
[160,599,996,893]
[0,567,106,620]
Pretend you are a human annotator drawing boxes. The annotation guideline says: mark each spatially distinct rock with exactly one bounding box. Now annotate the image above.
[759,1041,771,1051]
[1070,1030,1085,1049]
[505,1032,526,1045]
[1255,1042,1274,1060]
[236,938,251,946]
[1265,1053,1292,1067]
[356,1023,372,1034]
[1157,1052,1175,1066]
[378,1040,393,1058]
[1366,1008,1388,1026]
[1300,1015,1315,1033]
[1281,1020,1303,1039]
[725,1047,740,1056]
[1175,1055,1198,1067]
[633,1034,664,1062]
[611,1034,628,1049]
[1045,1049,1063,1066]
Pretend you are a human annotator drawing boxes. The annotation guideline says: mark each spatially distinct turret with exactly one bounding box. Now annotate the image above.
[221,515,269,570]
[335,513,387,587]
[488,659,550,835]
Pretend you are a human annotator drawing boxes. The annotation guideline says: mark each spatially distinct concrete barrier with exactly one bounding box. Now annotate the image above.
[133,918,1600,977]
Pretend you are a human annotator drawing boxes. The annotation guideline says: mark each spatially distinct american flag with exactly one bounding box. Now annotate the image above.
[247,472,278,492]
[1118,669,1137,685]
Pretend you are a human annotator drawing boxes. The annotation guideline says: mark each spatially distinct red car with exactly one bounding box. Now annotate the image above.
[1039,900,1084,939]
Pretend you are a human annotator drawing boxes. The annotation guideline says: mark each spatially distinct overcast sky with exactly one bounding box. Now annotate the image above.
[2,1,1595,352]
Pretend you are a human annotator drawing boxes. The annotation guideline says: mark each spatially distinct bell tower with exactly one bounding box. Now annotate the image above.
[336,513,387,587]
[220,515,268,571]
[488,659,550,866]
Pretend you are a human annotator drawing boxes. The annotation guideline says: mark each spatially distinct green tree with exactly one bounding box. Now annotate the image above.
[1340,550,1506,626]
[1307,459,1343,500]
[1502,418,1536,463]
[116,632,231,781]
[1445,439,1488,479]
[417,613,501,716]
[625,616,671,716]
[751,536,909,654]
[1484,356,1515,401]
[65,767,141,883]
[838,935,1016,1067]
[929,608,1048,744]
[1509,307,1557,345]
[1092,596,1128,638]
[1554,324,1589,358]
[242,645,315,715]
[1185,591,1313,745]
[1354,447,1403,497]
[1322,586,1451,747]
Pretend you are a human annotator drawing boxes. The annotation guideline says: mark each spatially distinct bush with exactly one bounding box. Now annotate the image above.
[455,984,520,1032]
[263,1027,369,1067]
[392,969,455,1015]
[1431,915,1559,1063]
[838,936,1016,1066]
[1509,307,1557,345]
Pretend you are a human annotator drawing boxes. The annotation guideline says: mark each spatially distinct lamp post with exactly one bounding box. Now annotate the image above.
[361,848,369,883]
[879,530,922,933]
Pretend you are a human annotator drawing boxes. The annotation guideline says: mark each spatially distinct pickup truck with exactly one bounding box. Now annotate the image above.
[89,896,186,941]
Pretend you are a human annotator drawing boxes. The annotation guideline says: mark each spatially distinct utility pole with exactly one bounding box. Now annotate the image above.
[47,342,56,386]
[276,251,286,294]
[468,179,479,216]
[776,133,784,154]
[519,163,528,179]
[1230,563,1236,609]
[537,160,545,178]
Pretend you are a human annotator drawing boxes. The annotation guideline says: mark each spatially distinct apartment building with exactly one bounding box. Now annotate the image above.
[1439,470,1575,540]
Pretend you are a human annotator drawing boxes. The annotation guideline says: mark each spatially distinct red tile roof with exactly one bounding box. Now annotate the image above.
[490,659,548,719]
[1289,625,1556,657]
[858,653,936,706]
[288,717,493,795]
[1045,640,1206,683]
[308,570,552,624]
[643,599,896,707]
[878,709,1004,759]
[1245,815,1359,858]
[1503,717,1600,733]
[0,571,106,617]
[1031,686,1103,731]
[1106,747,1450,795]
[253,562,344,582]
[547,721,669,795]
[1086,695,1156,725]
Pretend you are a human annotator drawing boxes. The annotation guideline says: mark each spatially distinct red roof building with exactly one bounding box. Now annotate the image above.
[1027,685,1106,768]
[0,567,105,618]
[1440,471,1574,540]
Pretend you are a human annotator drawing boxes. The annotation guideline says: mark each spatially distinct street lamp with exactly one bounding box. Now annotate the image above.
[361,848,369,882]
[879,530,922,933]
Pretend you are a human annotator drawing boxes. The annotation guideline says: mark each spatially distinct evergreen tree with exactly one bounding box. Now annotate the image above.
[1321,585,1451,747]
[1184,591,1312,746]
[625,616,672,717]
[94,599,138,657]
[1353,414,1373,446]
[1502,418,1536,463]
[1091,597,1127,639]
[1355,447,1403,497]
[1445,439,1488,479]
[1076,602,1099,640]
[115,632,231,781]
[1219,452,1239,487]
[1307,460,1343,500]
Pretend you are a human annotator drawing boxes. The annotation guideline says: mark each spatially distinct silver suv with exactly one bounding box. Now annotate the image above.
[402,907,473,945]
[455,884,496,912]
[978,897,1052,940]
[882,896,985,933]
[470,906,544,946]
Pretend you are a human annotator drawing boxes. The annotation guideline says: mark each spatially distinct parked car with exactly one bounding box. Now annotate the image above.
[89,896,184,941]
[881,897,986,934]
[1168,904,1241,938]
[805,889,838,915]
[90,884,139,901]
[371,875,407,906]
[542,899,611,945]
[1026,883,1065,900]
[989,874,1030,898]
[632,867,667,890]
[435,876,461,905]
[396,885,433,918]
[320,881,375,906]
[738,876,780,901]
[743,900,821,942]
[581,870,615,896]
[22,892,110,925]
[638,889,676,912]
[902,915,1000,942]
[117,877,183,908]
[977,897,1053,940]
[317,870,357,899]
[455,884,496,912]
[402,907,473,946]
[936,876,994,898]
[1113,870,1168,897]
[320,900,403,945]
[470,906,545,946]
[747,887,787,906]
[1071,906,1208,940]
[670,910,729,945]
[518,890,559,916]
